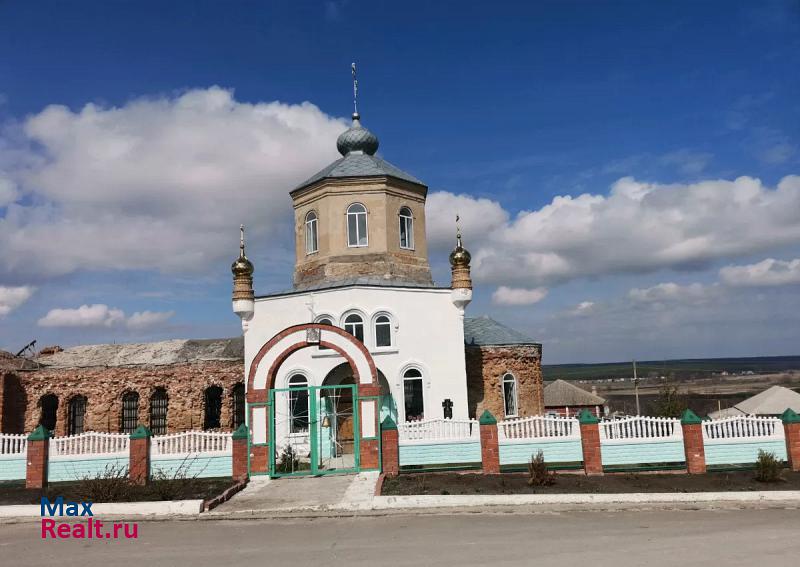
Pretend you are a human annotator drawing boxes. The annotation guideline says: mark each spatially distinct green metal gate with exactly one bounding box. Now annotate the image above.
[269,384,360,477]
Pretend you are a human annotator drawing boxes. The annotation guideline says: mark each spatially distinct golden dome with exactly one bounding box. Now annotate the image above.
[231,225,254,277]
[449,233,471,267]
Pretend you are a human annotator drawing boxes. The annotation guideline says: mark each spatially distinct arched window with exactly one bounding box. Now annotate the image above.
[67,395,87,436]
[399,206,414,250]
[288,374,309,433]
[121,391,139,434]
[402,368,424,422]
[231,383,246,430]
[150,388,168,436]
[203,386,223,430]
[374,314,392,347]
[316,316,333,350]
[344,313,364,343]
[39,394,58,432]
[502,373,518,417]
[346,203,368,247]
[305,210,318,254]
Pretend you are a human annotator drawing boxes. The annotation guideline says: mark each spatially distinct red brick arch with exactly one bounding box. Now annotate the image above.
[246,323,380,403]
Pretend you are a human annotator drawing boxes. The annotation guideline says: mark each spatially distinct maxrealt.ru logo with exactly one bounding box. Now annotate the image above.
[40,497,138,539]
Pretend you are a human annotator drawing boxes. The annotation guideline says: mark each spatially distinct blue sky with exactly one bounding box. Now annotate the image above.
[0,0,798,363]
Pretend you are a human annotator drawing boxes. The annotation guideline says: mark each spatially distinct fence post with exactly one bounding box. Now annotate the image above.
[681,409,706,474]
[782,408,800,472]
[26,425,50,489]
[479,410,500,474]
[578,409,603,475]
[232,423,250,481]
[380,417,400,477]
[129,425,151,485]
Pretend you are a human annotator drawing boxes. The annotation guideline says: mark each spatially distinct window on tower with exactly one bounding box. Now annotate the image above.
[305,211,318,254]
[503,373,518,417]
[347,203,368,247]
[399,206,414,250]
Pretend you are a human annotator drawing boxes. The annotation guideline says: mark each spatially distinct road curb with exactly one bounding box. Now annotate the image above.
[0,499,204,520]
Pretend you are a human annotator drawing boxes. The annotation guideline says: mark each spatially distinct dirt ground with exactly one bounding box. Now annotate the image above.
[381,470,800,495]
[0,477,233,505]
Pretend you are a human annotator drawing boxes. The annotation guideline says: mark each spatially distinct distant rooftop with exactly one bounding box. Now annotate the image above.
[544,379,606,407]
[709,385,800,418]
[463,316,539,347]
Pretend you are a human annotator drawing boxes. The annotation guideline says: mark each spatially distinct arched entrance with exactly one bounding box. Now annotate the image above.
[246,323,382,477]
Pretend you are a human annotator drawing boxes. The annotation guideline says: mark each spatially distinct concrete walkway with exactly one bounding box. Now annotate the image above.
[208,472,378,516]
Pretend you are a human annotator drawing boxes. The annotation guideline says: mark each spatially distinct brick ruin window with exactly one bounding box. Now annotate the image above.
[203,386,223,430]
[39,394,58,432]
[67,395,87,436]
[149,388,168,435]
[503,373,518,417]
[121,391,139,434]
[232,383,245,430]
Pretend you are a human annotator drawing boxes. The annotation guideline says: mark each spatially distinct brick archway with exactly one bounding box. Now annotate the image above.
[246,323,382,475]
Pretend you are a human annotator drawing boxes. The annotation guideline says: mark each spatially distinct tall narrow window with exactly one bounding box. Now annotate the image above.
[347,203,368,247]
[67,395,87,436]
[317,316,333,350]
[288,375,309,433]
[344,313,364,343]
[39,394,58,432]
[203,386,223,430]
[403,368,424,422]
[121,391,139,434]
[150,388,168,436]
[305,211,318,254]
[399,206,414,250]
[374,314,392,347]
[232,383,245,430]
[503,373,518,417]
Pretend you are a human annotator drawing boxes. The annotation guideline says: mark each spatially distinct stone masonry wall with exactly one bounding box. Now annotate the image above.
[465,345,544,420]
[4,360,243,436]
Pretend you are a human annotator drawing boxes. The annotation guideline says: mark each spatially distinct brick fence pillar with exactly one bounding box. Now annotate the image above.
[26,425,50,489]
[578,409,603,475]
[129,425,151,485]
[479,410,500,474]
[782,408,800,472]
[380,417,399,476]
[232,423,250,481]
[681,409,706,474]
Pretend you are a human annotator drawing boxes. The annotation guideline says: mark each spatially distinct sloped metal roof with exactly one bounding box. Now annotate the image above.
[463,316,539,346]
[293,153,425,191]
[709,385,800,418]
[544,379,606,406]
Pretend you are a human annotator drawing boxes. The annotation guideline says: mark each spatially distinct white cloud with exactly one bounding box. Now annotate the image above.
[0,87,345,281]
[628,282,713,305]
[425,191,509,250]
[492,286,548,306]
[0,285,35,317]
[38,304,173,330]
[720,258,800,287]
[0,177,17,207]
[427,175,800,287]
[569,301,595,316]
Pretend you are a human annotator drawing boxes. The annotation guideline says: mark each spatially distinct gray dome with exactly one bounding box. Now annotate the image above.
[336,114,379,156]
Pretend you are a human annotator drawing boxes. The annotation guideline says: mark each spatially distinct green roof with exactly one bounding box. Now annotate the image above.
[463,316,539,346]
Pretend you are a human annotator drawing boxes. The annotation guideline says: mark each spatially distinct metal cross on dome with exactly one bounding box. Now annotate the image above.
[352,62,358,116]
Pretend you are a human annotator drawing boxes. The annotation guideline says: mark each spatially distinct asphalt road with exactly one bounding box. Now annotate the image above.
[1,508,798,566]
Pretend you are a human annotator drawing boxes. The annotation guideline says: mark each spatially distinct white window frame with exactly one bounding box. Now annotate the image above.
[372,312,393,348]
[502,373,518,417]
[287,373,310,434]
[305,210,318,255]
[342,312,365,343]
[399,206,414,250]
[401,367,425,422]
[346,203,368,248]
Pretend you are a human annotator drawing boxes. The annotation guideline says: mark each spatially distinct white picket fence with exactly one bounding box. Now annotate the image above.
[51,432,129,457]
[0,433,27,456]
[398,418,479,445]
[702,416,784,443]
[600,416,683,443]
[498,416,580,441]
[151,431,232,457]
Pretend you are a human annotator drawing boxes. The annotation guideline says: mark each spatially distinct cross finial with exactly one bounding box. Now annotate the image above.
[239,224,246,258]
[456,214,462,246]
[351,62,359,118]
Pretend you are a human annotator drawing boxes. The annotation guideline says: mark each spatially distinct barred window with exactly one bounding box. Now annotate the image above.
[39,394,58,432]
[149,388,168,436]
[68,395,87,436]
[288,374,309,434]
[121,391,140,434]
[204,386,223,430]
[232,383,245,430]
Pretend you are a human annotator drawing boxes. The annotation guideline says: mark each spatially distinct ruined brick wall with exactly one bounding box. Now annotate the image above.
[465,345,544,420]
[1,372,27,433]
[9,360,244,436]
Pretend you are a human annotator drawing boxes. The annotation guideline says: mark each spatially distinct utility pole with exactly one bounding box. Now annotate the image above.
[633,360,640,416]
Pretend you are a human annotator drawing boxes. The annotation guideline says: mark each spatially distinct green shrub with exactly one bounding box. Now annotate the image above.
[275,445,301,473]
[527,450,555,487]
[754,450,783,483]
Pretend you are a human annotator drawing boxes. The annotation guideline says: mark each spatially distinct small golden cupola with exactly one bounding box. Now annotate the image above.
[231,224,255,325]
[449,218,473,313]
